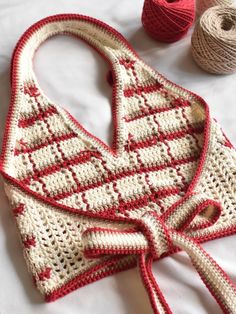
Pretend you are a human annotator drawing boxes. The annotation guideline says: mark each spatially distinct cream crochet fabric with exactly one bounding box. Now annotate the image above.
[0,14,236,313]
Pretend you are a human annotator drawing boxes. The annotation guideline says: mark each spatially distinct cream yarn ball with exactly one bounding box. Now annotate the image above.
[196,0,235,16]
[191,5,236,74]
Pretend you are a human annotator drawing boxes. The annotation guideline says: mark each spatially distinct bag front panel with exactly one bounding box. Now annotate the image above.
[9,57,206,218]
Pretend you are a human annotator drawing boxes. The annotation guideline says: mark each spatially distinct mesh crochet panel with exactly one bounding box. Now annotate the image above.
[0,14,236,309]
[4,183,133,296]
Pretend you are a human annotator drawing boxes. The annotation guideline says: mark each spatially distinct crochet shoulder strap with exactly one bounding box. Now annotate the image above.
[3,14,137,162]
[1,14,236,314]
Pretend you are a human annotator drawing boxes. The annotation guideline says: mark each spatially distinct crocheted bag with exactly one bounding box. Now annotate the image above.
[0,14,236,313]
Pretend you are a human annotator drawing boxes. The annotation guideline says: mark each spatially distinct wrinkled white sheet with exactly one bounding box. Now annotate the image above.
[0,1,236,313]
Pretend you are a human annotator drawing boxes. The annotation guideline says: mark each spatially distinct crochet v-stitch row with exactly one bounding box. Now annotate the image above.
[0,14,236,314]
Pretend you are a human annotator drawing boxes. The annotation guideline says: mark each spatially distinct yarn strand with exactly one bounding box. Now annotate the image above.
[196,0,235,16]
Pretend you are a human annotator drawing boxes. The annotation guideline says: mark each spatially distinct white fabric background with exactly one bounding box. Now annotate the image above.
[0,1,236,313]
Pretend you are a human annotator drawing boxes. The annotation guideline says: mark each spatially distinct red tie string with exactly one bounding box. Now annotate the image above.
[82,193,236,314]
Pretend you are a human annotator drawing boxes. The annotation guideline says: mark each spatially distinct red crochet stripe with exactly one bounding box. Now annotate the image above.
[83,226,137,236]
[28,148,51,196]
[123,83,162,98]
[14,123,203,158]
[124,99,191,122]
[14,132,77,156]
[18,106,58,128]
[125,126,203,157]
[37,155,197,201]
[107,186,181,215]
[20,150,101,185]
[16,123,202,191]
[55,187,181,215]
[84,247,147,258]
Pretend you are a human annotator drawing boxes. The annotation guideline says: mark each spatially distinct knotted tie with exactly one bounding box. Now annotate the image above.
[82,193,236,314]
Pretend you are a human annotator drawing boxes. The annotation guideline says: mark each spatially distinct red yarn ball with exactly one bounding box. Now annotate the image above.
[142,0,195,43]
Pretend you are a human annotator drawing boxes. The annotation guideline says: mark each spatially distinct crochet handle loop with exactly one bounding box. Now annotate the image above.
[82,196,236,314]
[11,14,136,88]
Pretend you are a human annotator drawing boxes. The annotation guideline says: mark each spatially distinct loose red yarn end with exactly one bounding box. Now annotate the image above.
[142,0,195,43]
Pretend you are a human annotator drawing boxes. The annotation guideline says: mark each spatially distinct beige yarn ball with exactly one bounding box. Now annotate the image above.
[191,5,236,74]
[196,0,235,16]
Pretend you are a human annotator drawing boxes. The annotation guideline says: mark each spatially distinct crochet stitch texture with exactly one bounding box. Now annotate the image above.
[0,14,236,313]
